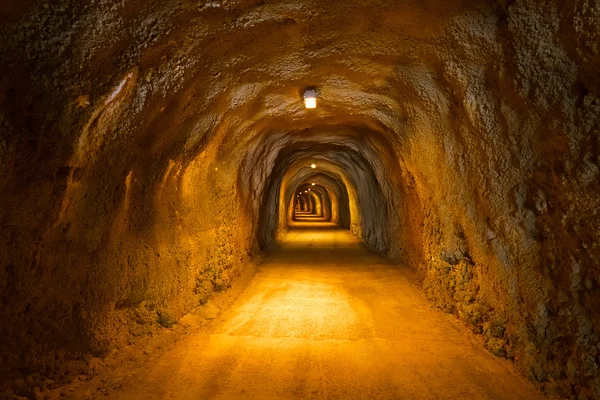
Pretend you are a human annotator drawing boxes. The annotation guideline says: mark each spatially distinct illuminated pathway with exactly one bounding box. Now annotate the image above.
[105,227,541,399]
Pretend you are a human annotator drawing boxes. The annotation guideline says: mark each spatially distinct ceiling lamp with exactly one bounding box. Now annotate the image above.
[311,163,316,169]
[311,183,315,186]
[303,88,317,109]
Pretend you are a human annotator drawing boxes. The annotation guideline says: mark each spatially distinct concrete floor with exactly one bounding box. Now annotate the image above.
[106,226,542,399]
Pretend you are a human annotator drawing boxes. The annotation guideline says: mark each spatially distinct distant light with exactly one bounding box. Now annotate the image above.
[304,89,317,109]
[311,183,315,186]
[311,163,316,169]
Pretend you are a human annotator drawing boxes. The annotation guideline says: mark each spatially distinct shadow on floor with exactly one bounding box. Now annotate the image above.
[272,226,388,267]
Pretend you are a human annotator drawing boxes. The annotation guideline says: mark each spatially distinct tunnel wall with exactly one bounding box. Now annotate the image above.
[397,3,600,396]
[0,0,599,398]
[0,114,252,389]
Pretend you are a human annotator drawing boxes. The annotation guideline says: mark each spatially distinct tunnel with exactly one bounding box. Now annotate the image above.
[0,1,599,399]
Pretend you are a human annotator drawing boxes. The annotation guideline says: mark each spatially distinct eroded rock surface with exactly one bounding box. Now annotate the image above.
[0,0,598,398]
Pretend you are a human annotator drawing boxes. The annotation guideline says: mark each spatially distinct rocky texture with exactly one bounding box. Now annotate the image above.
[0,0,599,398]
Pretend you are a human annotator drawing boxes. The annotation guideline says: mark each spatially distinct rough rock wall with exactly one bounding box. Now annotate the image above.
[0,1,255,389]
[0,0,598,398]
[404,2,600,397]
[0,103,251,390]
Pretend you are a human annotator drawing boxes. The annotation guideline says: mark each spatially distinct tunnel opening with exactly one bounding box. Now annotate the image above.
[292,182,331,222]
[240,125,404,258]
[289,177,350,233]
[289,172,351,227]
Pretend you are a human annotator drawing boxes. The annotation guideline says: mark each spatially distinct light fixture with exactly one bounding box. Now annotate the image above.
[303,88,317,109]
[311,183,315,186]
[311,163,316,169]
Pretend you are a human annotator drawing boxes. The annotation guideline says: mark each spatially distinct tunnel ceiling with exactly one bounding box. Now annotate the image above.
[1,0,600,398]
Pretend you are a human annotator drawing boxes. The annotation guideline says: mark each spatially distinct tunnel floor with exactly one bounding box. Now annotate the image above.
[91,228,541,399]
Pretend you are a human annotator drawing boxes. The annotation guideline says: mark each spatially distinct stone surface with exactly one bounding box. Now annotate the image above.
[0,0,598,398]
[61,228,543,400]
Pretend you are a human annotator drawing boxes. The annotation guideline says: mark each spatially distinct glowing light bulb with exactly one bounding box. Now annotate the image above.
[304,98,316,109]
[311,183,315,186]
[303,89,317,109]
[311,163,316,169]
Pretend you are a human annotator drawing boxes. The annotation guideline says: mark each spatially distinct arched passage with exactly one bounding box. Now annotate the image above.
[243,126,405,257]
[291,183,332,222]
[0,2,598,398]
[288,173,350,229]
